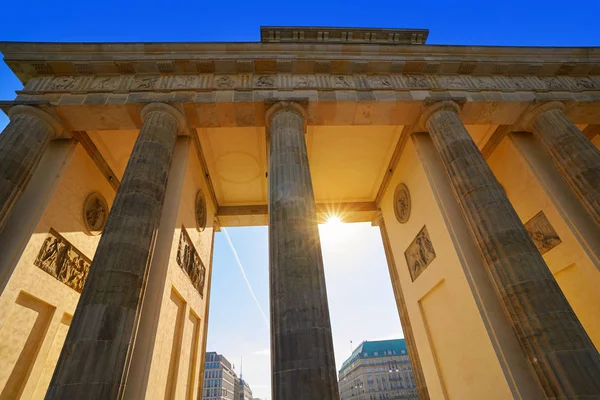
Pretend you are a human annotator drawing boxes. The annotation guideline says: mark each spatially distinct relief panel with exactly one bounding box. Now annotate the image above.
[524,211,562,255]
[29,73,600,95]
[34,228,91,293]
[405,226,436,281]
[176,226,206,297]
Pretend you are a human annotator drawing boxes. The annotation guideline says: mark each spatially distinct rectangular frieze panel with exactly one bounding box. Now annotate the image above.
[176,226,206,297]
[168,75,199,90]
[524,211,562,255]
[253,75,276,89]
[292,75,316,89]
[405,226,436,281]
[331,75,354,89]
[34,228,91,293]
[130,76,160,91]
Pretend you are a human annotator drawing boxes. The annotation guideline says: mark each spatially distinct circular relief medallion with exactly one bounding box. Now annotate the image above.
[393,183,411,224]
[83,192,109,235]
[195,190,207,232]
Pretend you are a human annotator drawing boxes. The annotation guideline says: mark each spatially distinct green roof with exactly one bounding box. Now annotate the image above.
[339,339,408,375]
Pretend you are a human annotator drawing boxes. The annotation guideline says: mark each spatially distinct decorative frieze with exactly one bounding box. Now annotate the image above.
[405,226,436,281]
[26,73,600,95]
[176,226,207,297]
[524,211,562,255]
[34,228,91,293]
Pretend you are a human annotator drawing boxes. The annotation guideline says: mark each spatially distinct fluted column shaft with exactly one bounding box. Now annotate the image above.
[268,103,339,400]
[0,106,61,233]
[47,104,181,399]
[423,102,600,399]
[529,102,600,226]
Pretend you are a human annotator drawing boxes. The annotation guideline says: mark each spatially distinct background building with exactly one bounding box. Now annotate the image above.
[338,339,417,400]
[234,376,253,400]
[202,352,237,400]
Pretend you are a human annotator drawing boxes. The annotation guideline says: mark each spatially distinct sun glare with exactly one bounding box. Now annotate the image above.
[326,215,342,225]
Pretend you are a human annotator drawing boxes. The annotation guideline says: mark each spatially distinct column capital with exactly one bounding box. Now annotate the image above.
[518,101,566,132]
[141,102,188,134]
[418,100,461,131]
[265,101,307,132]
[8,105,67,138]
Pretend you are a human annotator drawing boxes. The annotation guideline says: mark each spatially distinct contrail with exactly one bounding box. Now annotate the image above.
[222,227,269,327]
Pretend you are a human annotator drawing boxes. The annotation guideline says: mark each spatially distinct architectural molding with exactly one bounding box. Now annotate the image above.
[3,41,600,83]
[583,124,600,140]
[71,131,120,191]
[481,125,512,159]
[375,125,414,205]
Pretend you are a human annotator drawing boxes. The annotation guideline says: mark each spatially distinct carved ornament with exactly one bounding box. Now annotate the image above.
[393,183,411,224]
[196,190,207,232]
[83,192,108,235]
[524,211,562,255]
[405,226,436,281]
[34,228,91,293]
[176,226,207,296]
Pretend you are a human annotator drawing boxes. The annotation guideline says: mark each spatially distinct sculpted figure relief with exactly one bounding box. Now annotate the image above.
[404,226,436,281]
[215,75,235,88]
[176,226,207,296]
[195,190,207,232]
[368,76,392,88]
[130,76,158,90]
[255,75,275,88]
[83,192,108,235]
[34,228,91,293]
[394,183,411,224]
[524,211,562,255]
[293,75,316,88]
[48,76,76,91]
[91,76,121,90]
[172,75,197,89]
[333,75,352,88]
[403,75,428,88]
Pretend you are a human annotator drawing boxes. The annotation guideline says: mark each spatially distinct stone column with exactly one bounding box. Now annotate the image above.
[420,101,600,399]
[267,102,339,400]
[376,216,430,400]
[524,101,600,226]
[0,105,64,233]
[46,103,185,399]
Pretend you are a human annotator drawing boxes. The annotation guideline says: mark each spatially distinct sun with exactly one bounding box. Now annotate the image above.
[326,215,342,225]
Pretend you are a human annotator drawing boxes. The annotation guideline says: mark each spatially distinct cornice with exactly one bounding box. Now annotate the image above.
[2,42,600,85]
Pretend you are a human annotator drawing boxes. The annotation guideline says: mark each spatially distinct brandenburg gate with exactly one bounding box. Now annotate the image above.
[0,26,599,399]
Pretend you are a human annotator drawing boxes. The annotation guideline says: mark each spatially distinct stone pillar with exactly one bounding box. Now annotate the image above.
[376,215,430,400]
[524,101,600,226]
[0,105,64,233]
[46,103,185,399]
[420,101,600,399]
[267,102,339,400]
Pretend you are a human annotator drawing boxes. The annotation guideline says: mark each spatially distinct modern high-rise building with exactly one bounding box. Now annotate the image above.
[338,339,417,400]
[202,352,237,400]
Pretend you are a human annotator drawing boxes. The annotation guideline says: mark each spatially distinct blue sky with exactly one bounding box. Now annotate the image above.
[1,1,600,398]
